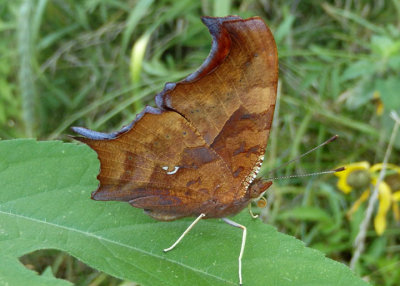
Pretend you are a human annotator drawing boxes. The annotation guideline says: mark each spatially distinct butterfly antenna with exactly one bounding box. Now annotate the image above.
[267,167,345,181]
[267,135,338,175]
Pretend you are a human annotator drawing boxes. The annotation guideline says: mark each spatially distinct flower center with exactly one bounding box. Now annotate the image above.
[386,173,400,191]
[346,170,371,190]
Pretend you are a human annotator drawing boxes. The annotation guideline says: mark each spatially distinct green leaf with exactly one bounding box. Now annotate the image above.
[341,60,374,81]
[0,256,71,286]
[371,35,400,58]
[375,77,400,110]
[273,5,295,45]
[0,139,369,286]
[278,206,333,224]
[213,0,231,17]
[120,0,154,54]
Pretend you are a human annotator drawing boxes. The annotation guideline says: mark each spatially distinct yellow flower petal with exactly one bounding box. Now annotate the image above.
[376,102,384,116]
[337,176,353,194]
[334,162,370,178]
[371,163,400,195]
[372,91,384,116]
[370,163,400,173]
[347,189,370,217]
[373,181,391,235]
[374,213,387,235]
[393,191,400,201]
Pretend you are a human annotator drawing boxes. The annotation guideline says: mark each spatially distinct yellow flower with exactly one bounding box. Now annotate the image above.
[372,91,384,116]
[335,161,400,235]
[335,161,371,194]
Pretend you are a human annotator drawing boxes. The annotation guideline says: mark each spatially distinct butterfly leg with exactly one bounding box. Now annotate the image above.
[163,213,206,252]
[222,218,246,286]
[248,203,259,218]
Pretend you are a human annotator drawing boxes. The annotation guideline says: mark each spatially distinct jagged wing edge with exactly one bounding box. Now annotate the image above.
[155,15,243,108]
[72,15,249,140]
[72,106,162,140]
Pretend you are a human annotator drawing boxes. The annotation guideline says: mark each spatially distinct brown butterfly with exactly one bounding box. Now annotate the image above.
[73,15,278,285]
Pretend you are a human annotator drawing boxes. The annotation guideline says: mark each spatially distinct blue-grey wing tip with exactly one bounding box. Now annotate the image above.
[71,126,117,140]
[71,106,162,141]
[201,15,242,27]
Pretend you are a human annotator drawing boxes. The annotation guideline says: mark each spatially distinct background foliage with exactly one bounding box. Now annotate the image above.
[1,0,400,285]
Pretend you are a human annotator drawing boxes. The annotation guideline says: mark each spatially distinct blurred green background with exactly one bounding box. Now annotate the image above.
[2,0,400,285]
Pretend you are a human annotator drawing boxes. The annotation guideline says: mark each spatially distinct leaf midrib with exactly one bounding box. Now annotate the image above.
[0,209,235,285]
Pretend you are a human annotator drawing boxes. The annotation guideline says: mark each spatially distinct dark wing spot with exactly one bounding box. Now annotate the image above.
[233,166,244,178]
[158,195,182,206]
[186,177,202,187]
[182,147,218,168]
[246,146,259,157]
[233,141,245,156]
[240,113,251,120]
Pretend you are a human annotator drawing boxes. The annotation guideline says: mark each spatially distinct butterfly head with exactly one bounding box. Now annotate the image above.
[248,178,272,199]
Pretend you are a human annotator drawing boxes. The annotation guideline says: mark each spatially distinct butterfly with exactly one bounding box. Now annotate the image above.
[73,15,278,285]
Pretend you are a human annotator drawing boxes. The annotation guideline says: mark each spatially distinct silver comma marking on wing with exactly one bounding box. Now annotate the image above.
[162,166,180,175]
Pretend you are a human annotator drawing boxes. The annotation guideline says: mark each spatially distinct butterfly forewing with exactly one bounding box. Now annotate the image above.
[156,17,278,196]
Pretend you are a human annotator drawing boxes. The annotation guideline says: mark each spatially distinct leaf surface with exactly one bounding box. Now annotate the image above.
[0,139,369,286]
